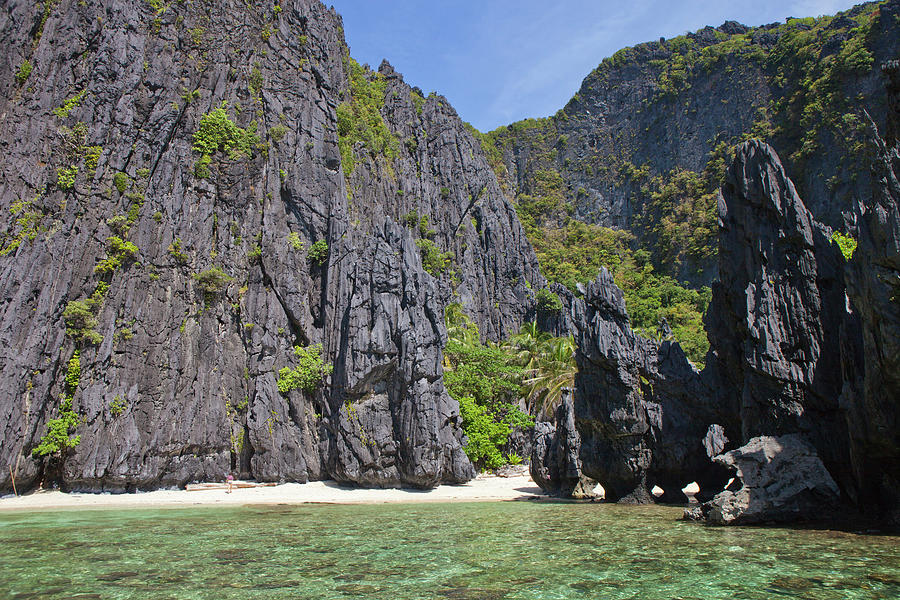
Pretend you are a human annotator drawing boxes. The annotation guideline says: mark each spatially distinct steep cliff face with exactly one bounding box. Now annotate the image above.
[705,140,852,491]
[841,60,900,518]
[0,0,540,492]
[540,130,899,521]
[542,269,727,503]
[708,104,900,520]
[486,1,900,287]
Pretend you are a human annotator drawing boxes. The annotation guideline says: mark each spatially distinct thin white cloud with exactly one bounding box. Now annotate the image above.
[788,0,854,18]
[486,2,654,125]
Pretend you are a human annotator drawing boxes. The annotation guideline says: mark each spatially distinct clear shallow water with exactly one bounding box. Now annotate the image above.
[0,501,897,600]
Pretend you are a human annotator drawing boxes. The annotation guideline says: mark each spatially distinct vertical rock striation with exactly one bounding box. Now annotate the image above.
[0,0,541,492]
[536,269,726,503]
[539,125,899,523]
[840,60,900,519]
[705,139,853,491]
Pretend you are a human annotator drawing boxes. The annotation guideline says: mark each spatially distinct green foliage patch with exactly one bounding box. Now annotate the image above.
[276,343,333,394]
[113,172,130,194]
[536,288,563,312]
[63,283,108,345]
[336,56,399,178]
[56,165,78,190]
[193,266,232,295]
[832,231,858,261]
[287,231,304,251]
[15,60,33,84]
[517,208,710,366]
[308,239,328,265]
[503,322,577,418]
[82,146,102,176]
[1,197,47,256]
[269,124,287,142]
[94,236,139,274]
[634,165,719,275]
[109,394,128,417]
[401,210,453,277]
[415,238,452,276]
[192,102,259,177]
[33,351,82,458]
[168,238,189,263]
[52,89,87,119]
[446,314,578,469]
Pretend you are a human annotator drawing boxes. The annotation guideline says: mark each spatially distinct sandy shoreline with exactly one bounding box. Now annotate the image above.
[0,473,544,512]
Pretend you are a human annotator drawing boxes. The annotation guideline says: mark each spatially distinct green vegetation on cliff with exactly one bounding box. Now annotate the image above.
[336,55,399,178]
[33,351,82,458]
[277,344,333,394]
[401,210,453,277]
[514,177,711,366]
[191,102,259,178]
[474,1,894,367]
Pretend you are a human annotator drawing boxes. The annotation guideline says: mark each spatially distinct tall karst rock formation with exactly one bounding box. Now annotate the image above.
[534,70,900,522]
[0,0,542,492]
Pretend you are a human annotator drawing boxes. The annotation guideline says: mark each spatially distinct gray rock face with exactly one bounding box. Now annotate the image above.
[488,3,900,286]
[542,131,898,523]
[0,0,541,492]
[529,392,595,498]
[515,56,900,524]
[536,282,578,338]
[679,123,900,524]
[840,60,900,519]
[705,139,853,490]
[568,269,727,503]
[684,435,841,525]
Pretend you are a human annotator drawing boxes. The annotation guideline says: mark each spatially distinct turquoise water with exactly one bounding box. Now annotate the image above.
[0,501,897,599]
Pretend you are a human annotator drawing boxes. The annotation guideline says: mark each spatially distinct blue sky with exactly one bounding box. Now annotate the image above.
[328,0,859,132]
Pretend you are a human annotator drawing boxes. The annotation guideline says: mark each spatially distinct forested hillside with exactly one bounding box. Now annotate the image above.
[476,0,900,364]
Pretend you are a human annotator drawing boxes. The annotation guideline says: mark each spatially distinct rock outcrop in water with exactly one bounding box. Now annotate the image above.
[529,393,595,498]
[571,270,723,503]
[684,434,841,525]
[703,65,900,523]
[535,75,900,523]
[0,0,541,492]
[705,139,853,493]
[528,268,729,503]
[536,54,900,522]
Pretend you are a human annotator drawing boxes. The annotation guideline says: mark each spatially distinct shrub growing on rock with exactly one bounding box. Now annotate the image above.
[277,343,333,393]
[308,239,328,265]
[536,288,563,312]
[192,266,232,294]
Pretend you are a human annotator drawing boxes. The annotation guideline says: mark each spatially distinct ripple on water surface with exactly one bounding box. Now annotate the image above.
[0,501,897,599]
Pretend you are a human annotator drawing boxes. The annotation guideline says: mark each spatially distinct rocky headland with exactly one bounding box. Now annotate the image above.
[0,0,540,493]
[1,0,898,528]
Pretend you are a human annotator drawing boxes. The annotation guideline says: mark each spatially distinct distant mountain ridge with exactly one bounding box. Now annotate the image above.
[483,0,899,286]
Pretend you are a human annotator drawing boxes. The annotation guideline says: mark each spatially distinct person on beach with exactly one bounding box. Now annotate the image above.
[226,474,234,493]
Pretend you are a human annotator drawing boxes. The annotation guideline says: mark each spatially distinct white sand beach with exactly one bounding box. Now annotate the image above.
[0,473,545,512]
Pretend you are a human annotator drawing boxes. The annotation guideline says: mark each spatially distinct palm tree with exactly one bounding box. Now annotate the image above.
[522,336,576,418]
[503,322,577,418]
[504,320,545,374]
[445,303,481,348]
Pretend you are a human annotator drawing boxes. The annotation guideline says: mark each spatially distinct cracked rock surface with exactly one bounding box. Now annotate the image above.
[0,0,541,492]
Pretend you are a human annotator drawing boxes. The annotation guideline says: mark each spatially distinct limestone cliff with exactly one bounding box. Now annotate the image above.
[0,0,541,492]
[486,1,900,286]
[535,129,900,522]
